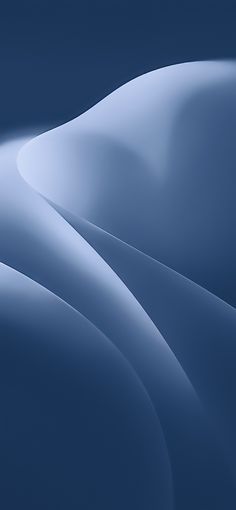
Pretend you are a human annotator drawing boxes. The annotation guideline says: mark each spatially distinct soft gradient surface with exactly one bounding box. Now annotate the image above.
[1,61,236,508]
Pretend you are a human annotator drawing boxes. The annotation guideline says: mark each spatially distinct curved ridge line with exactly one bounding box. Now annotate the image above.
[0,259,174,484]
[45,206,236,475]
[16,61,227,149]
[39,205,206,404]
[53,202,236,314]
[15,141,220,437]
[0,261,110,342]
[16,127,235,312]
[14,136,232,483]
[15,156,199,400]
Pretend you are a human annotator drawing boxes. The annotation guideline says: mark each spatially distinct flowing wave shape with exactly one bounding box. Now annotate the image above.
[1,61,236,509]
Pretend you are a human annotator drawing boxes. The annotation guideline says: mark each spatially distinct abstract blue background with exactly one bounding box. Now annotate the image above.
[0,2,236,509]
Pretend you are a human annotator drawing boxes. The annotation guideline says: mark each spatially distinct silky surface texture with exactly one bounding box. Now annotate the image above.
[1,61,236,509]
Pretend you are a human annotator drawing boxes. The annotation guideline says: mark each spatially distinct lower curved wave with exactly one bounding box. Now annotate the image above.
[1,61,236,509]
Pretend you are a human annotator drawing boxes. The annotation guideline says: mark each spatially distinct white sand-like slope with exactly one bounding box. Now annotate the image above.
[0,62,236,509]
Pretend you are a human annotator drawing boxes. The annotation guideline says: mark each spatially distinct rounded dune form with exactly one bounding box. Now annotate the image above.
[19,60,236,306]
[0,262,173,510]
[0,61,236,509]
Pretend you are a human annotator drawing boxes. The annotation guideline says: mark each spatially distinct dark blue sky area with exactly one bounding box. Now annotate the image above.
[1,0,236,135]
